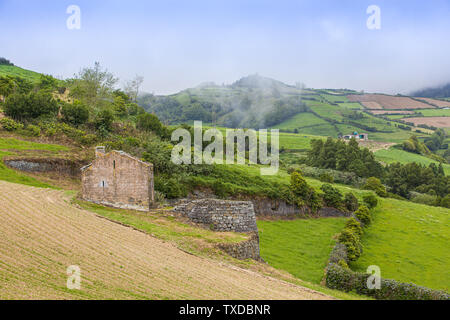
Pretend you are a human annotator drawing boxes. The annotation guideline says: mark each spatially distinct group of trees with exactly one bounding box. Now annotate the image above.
[307,137,384,178]
[385,162,448,200]
[304,137,449,208]
[424,129,447,152]
[263,97,307,127]
[0,57,14,66]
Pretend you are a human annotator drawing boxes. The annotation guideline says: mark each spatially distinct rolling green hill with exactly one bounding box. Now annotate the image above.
[0,64,42,83]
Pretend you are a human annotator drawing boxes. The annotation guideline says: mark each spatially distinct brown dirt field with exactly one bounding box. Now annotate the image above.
[0,181,332,300]
[361,101,383,110]
[369,110,414,115]
[401,117,450,128]
[348,94,432,110]
[416,98,450,108]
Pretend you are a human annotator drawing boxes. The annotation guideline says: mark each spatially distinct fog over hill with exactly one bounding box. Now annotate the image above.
[412,83,450,99]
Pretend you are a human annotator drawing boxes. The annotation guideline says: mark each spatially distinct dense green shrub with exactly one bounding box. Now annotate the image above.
[154,175,188,199]
[137,113,165,137]
[61,101,90,126]
[441,195,450,208]
[296,164,365,187]
[0,118,24,131]
[320,183,343,208]
[94,109,115,133]
[4,92,59,121]
[410,192,439,207]
[319,173,334,183]
[24,124,41,137]
[290,172,322,213]
[212,180,236,198]
[364,177,387,197]
[338,229,361,261]
[344,218,363,237]
[326,263,450,300]
[363,194,378,209]
[354,205,371,226]
[80,134,98,146]
[344,192,359,212]
[290,171,309,197]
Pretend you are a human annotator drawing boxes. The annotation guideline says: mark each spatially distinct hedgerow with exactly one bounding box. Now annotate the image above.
[326,263,450,300]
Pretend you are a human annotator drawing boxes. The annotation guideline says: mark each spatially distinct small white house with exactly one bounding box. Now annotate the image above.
[341,132,369,141]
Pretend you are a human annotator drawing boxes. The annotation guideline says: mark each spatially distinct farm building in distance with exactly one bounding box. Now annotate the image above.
[340,132,369,141]
[81,146,154,211]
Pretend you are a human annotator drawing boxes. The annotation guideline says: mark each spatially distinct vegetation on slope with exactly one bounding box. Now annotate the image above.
[258,218,347,284]
[351,198,450,292]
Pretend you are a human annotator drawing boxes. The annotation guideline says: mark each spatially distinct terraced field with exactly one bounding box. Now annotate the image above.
[0,180,331,300]
[401,117,450,128]
[348,94,432,110]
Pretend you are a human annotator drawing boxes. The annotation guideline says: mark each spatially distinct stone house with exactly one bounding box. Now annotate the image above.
[81,147,154,211]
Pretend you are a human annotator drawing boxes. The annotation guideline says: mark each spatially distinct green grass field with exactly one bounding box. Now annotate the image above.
[0,137,68,188]
[351,198,450,292]
[320,94,349,103]
[274,112,328,131]
[0,65,42,83]
[258,218,347,284]
[278,132,322,150]
[417,109,450,117]
[375,147,450,175]
[337,102,364,109]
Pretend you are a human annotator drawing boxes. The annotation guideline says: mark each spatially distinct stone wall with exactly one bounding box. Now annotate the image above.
[186,189,350,219]
[4,158,87,177]
[175,198,258,233]
[81,150,154,211]
[217,233,261,261]
[174,199,261,260]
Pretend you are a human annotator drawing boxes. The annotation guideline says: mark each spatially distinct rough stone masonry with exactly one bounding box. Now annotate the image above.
[81,146,154,211]
[174,198,261,260]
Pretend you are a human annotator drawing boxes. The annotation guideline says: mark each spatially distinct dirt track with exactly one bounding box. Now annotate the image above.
[0,180,332,300]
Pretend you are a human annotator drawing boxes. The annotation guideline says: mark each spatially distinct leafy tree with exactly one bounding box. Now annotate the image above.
[344,192,359,212]
[0,57,14,66]
[0,77,15,98]
[307,137,383,178]
[441,195,450,208]
[113,96,127,117]
[320,183,343,208]
[124,75,144,102]
[363,194,378,209]
[69,62,118,107]
[4,92,58,121]
[94,109,115,133]
[137,113,165,136]
[290,171,322,213]
[38,74,58,91]
[364,177,387,197]
[61,101,90,126]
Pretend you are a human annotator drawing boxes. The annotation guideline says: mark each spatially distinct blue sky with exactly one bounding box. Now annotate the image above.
[1,0,449,94]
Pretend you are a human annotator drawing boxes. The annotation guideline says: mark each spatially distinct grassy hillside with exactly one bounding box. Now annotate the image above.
[0,137,68,188]
[374,147,450,175]
[351,198,450,292]
[258,218,347,284]
[0,65,42,83]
